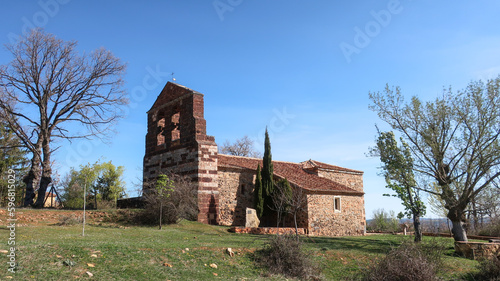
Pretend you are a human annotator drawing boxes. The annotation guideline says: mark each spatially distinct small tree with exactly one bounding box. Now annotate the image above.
[369,209,400,233]
[370,130,426,242]
[141,173,198,226]
[61,160,125,209]
[155,174,174,230]
[270,179,309,239]
[94,162,126,207]
[270,178,292,229]
[286,185,308,239]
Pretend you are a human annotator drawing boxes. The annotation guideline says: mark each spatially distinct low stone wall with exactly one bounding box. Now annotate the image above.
[455,241,500,260]
[228,227,306,235]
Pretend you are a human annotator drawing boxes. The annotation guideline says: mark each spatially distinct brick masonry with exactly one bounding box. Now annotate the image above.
[144,82,366,236]
[143,82,219,224]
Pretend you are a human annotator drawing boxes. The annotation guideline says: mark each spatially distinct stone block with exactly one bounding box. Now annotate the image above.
[245,208,260,228]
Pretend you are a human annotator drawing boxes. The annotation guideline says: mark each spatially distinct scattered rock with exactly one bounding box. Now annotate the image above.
[210,263,217,269]
[226,248,235,257]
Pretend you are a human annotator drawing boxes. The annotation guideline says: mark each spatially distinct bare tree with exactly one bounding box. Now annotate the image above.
[219,135,262,158]
[369,77,500,241]
[142,173,198,226]
[271,178,309,239]
[0,29,127,207]
[270,178,292,229]
[287,185,309,239]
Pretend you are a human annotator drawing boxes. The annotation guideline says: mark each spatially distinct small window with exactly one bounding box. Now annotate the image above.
[241,184,246,195]
[334,196,341,212]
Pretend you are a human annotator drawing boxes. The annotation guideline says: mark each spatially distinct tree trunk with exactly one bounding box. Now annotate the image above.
[22,168,38,206]
[34,136,52,208]
[293,212,299,241]
[23,144,42,207]
[413,213,422,242]
[34,174,52,208]
[447,208,468,242]
[159,201,163,230]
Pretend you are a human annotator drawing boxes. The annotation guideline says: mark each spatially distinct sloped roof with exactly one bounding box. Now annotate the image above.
[148,82,203,113]
[218,154,363,195]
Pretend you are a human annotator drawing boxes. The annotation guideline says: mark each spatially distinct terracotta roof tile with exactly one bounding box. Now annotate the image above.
[218,154,363,195]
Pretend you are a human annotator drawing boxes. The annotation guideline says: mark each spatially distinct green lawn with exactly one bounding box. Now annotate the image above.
[1,210,481,280]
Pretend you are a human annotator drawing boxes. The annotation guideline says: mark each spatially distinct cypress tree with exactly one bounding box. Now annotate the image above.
[261,128,274,215]
[254,164,264,218]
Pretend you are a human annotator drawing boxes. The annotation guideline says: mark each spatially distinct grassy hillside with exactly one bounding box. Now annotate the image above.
[1,209,481,280]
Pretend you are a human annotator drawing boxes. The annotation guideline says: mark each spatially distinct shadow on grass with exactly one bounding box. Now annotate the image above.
[302,235,407,255]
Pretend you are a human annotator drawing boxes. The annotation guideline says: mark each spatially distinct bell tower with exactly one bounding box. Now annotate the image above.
[143,82,219,224]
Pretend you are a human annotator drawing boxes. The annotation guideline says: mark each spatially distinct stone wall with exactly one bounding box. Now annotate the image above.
[307,193,365,236]
[229,227,307,235]
[317,170,364,193]
[218,167,256,226]
[455,241,500,260]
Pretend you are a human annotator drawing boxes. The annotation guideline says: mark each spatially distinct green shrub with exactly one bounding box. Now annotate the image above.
[367,209,400,233]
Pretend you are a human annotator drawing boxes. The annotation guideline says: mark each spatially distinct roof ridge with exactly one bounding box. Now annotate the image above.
[218,154,306,166]
[167,81,203,95]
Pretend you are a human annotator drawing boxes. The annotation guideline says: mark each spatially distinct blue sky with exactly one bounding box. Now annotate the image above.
[2,0,500,218]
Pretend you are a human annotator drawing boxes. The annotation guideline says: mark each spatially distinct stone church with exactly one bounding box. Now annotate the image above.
[143,82,366,236]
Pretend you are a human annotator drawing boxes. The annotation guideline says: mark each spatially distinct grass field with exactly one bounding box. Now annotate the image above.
[0,209,481,280]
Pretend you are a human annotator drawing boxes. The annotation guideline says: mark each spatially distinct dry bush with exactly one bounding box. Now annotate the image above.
[362,240,446,281]
[256,235,321,280]
[57,214,82,226]
[473,256,500,281]
[139,173,198,225]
